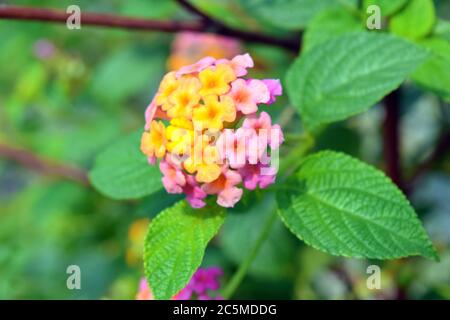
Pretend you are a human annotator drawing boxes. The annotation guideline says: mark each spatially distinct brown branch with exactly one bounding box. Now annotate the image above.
[0,5,203,32]
[0,143,89,186]
[0,5,300,52]
[382,89,404,191]
[176,0,301,52]
[176,0,216,24]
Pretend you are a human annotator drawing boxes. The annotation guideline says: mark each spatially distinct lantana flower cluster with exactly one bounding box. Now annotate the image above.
[141,54,283,208]
[137,267,223,300]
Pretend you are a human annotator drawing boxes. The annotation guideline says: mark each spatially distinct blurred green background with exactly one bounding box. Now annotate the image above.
[1,0,450,299]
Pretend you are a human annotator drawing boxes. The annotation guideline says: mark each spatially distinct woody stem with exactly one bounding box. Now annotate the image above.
[0,5,300,52]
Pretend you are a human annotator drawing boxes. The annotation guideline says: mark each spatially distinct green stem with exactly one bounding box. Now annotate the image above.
[279,134,314,176]
[221,136,315,299]
[222,209,278,299]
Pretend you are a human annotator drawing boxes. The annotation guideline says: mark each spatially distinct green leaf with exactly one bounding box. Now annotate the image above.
[89,130,162,200]
[119,0,177,18]
[363,0,408,16]
[304,7,364,52]
[286,32,429,131]
[191,0,250,30]
[412,37,450,101]
[90,47,166,103]
[220,194,295,279]
[239,0,336,30]
[144,201,226,300]
[435,19,450,42]
[277,151,438,260]
[390,0,436,40]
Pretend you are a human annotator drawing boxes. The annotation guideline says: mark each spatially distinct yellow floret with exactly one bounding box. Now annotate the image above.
[156,72,179,111]
[166,118,194,156]
[168,77,201,119]
[193,95,236,130]
[140,120,167,159]
[199,64,236,97]
[183,136,221,183]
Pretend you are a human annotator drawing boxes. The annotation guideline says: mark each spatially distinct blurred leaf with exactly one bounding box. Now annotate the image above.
[294,246,334,299]
[238,0,337,30]
[277,151,438,260]
[191,0,252,30]
[144,201,225,300]
[14,63,47,101]
[363,0,408,16]
[412,37,450,101]
[89,130,162,200]
[5,63,47,125]
[119,0,177,18]
[220,194,295,279]
[415,252,450,290]
[286,32,429,130]
[412,174,450,244]
[390,0,436,40]
[135,190,182,219]
[0,33,34,91]
[90,47,166,103]
[303,7,364,51]
[315,124,361,156]
[435,19,450,42]
[30,115,119,163]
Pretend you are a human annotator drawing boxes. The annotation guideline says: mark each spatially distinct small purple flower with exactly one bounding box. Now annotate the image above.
[174,287,193,300]
[262,79,282,104]
[239,163,276,190]
[33,39,55,60]
[187,266,223,295]
[197,294,212,300]
[137,266,224,300]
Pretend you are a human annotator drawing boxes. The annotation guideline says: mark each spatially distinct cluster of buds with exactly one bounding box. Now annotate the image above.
[140,54,283,208]
[137,267,223,300]
[168,32,242,71]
